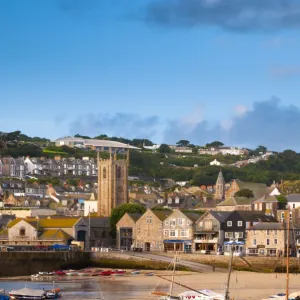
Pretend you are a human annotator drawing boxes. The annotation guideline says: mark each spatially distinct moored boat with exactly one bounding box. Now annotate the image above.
[9,287,46,300]
[131,270,141,275]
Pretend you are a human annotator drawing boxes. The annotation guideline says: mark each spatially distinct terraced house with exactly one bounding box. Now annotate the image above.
[163,209,201,252]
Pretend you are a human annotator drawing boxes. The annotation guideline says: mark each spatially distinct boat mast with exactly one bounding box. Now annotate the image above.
[286,206,290,300]
[225,242,234,300]
[169,253,177,296]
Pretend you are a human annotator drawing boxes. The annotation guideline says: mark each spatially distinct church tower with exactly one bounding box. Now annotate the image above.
[215,169,225,200]
[97,149,129,217]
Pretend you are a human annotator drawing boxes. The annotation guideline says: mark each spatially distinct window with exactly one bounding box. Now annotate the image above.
[227,221,232,227]
[235,232,243,239]
[158,228,162,235]
[266,239,270,245]
[180,230,188,237]
[249,248,258,255]
[274,230,277,235]
[137,228,140,235]
[168,198,172,204]
[178,218,183,225]
[225,232,233,238]
[267,230,270,235]
[237,221,243,227]
[170,230,176,237]
[19,227,26,236]
[253,239,256,245]
[171,219,176,226]
[103,167,107,179]
[116,166,121,179]
[293,204,296,209]
[296,230,300,235]
[274,239,278,245]
[164,230,168,236]
[146,216,152,224]
[175,197,180,204]
[165,220,169,226]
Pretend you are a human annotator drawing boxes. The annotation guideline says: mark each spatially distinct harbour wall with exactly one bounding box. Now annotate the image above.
[0,251,88,277]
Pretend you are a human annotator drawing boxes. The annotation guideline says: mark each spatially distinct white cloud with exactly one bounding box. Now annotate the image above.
[235,105,248,116]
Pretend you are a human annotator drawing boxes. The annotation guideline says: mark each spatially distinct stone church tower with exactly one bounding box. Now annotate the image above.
[215,169,225,200]
[97,149,129,217]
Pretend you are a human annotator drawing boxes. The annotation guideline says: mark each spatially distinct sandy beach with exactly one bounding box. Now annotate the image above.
[1,270,299,300]
[97,270,300,300]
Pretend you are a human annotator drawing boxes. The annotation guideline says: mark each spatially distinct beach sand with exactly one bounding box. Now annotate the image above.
[1,270,299,299]
[97,270,300,300]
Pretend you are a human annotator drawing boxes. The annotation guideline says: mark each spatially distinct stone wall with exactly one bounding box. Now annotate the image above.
[0,251,86,277]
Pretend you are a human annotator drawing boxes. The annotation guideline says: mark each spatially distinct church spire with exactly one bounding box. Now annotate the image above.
[215,169,225,200]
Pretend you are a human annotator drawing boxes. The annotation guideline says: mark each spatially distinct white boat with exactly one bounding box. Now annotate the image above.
[9,287,46,300]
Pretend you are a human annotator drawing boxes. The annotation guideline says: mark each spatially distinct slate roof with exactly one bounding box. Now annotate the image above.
[127,213,142,222]
[253,195,278,203]
[152,210,172,221]
[248,222,284,230]
[234,211,277,222]
[181,211,203,222]
[82,216,109,227]
[209,211,232,223]
[287,194,300,203]
[235,180,269,199]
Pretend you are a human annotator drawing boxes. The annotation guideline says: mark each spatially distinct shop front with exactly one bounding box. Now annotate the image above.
[164,239,193,252]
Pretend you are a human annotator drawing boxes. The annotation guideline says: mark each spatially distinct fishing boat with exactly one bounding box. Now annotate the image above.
[112,269,126,276]
[44,288,62,299]
[145,272,155,276]
[0,289,10,300]
[9,287,47,300]
[131,270,141,275]
[99,270,113,276]
[54,271,65,276]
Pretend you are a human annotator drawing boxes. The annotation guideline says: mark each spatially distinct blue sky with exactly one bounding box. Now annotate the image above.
[1,0,300,150]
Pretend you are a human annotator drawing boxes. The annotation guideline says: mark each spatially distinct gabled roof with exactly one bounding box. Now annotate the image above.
[7,218,81,229]
[39,229,73,240]
[181,210,204,222]
[127,213,142,222]
[152,210,172,221]
[235,180,269,199]
[209,211,232,223]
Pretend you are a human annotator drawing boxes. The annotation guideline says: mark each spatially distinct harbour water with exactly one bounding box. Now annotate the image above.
[0,276,155,300]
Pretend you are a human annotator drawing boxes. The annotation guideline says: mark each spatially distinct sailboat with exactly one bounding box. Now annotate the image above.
[152,253,224,300]
[151,253,180,300]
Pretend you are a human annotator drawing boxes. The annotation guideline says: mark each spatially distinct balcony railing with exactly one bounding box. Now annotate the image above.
[194,238,218,243]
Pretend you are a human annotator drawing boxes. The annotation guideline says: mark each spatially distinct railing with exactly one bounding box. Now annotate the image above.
[194,238,218,243]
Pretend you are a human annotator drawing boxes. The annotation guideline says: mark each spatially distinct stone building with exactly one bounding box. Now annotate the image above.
[163,209,201,252]
[245,222,296,257]
[97,150,129,217]
[135,209,172,251]
[214,170,225,200]
[116,213,142,249]
[0,217,88,249]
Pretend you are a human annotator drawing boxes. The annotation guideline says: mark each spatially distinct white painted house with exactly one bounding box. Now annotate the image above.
[287,194,300,209]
